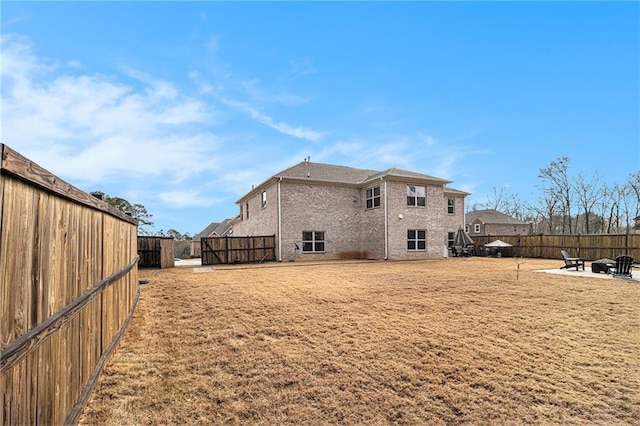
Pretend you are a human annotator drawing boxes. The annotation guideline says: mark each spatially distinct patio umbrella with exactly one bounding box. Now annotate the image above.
[484,239,512,248]
[454,227,474,247]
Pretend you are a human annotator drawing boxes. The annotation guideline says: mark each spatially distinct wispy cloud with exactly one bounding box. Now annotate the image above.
[220,97,323,141]
[1,34,218,186]
[158,189,221,208]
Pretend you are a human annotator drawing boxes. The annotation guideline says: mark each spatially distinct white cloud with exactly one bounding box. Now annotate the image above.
[1,34,219,186]
[158,189,220,208]
[220,97,323,141]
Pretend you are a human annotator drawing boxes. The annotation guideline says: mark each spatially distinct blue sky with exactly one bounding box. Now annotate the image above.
[2,2,638,236]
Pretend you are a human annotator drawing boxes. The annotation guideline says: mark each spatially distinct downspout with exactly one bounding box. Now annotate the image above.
[383,178,388,260]
[277,177,282,261]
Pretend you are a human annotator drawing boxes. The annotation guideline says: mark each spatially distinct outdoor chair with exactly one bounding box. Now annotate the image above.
[608,255,634,279]
[560,250,586,271]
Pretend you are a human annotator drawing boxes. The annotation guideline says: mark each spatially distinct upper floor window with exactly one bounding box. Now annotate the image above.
[474,224,480,233]
[447,198,455,214]
[239,205,244,221]
[246,202,249,220]
[465,225,470,233]
[262,191,267,209]
[302,231,325,252]
[407,185,426,207]
[366,186,381,209]
[407,229,426,250]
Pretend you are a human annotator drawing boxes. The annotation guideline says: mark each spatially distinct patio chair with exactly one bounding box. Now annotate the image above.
[609,255,633,279]
[560,250,586,271]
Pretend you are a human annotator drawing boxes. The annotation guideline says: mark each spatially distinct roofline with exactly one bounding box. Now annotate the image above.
[235,165,463,204]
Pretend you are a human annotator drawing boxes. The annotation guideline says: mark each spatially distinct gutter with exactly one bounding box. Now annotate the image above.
[277,177,282,261]
[383,178,388,260]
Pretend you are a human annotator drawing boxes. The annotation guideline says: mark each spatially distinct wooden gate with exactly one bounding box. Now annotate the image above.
[137,236,175,268]
[201,235,276,265]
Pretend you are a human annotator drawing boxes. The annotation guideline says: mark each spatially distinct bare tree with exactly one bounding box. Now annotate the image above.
[533,190,561,234]
[625,171,640,227]
[538,157,573,233]
[573,171,603,234]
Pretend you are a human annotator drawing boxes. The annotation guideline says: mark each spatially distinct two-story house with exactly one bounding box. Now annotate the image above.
[232,160,469,261]
[465,209,532,237]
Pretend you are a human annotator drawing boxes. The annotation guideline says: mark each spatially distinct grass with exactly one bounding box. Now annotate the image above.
[79,257,640,425]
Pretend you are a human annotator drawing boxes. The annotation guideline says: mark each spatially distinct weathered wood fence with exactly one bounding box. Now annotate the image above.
[470,234,640,260]
[1,144,139,425]
[137,236,175,269]
[201,235,276,265]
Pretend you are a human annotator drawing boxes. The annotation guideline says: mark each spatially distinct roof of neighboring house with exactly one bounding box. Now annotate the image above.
[466,209,529,225]
[238,161,462,203]
[193,218,234,240]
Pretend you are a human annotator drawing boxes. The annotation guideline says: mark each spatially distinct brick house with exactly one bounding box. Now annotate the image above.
[465,209,532,237]
[190,218,234,257]
[232,160,469,261]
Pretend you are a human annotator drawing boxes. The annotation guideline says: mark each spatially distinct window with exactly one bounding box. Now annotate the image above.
[448,231,455,247]
[246,202,249,219]
[407,185,426,207]
[302,231,325,252]
[262,191,267,208]
[239,205,243,221]
[474,224,480,233]
[407,229,426,251]
[465,225,470,233]
[447,198,455,214]
[366,186,381,209]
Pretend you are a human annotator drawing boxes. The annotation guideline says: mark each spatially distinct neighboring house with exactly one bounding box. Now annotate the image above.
[190,218,234,257]
[465,209,532,237]
[232,160,469,261]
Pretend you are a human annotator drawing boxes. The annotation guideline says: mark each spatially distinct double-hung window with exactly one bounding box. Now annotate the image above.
[407,229,426,251]
[447,198,455,214]
[246,202,249,219]
[407,185,426,207]
[302,231,325,252]
[448,231,455,247]
[261,191,267,209]
[366,186,381,209]
[474,224,480,233]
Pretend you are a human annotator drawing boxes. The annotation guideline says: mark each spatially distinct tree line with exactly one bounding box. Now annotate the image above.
[470,157,640,235]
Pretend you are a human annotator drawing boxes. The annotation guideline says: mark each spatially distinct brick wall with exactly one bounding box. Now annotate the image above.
[386,180,456,259]
[234,178,466,261]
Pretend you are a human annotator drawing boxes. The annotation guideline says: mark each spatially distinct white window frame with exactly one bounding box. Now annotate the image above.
[465,225,470,233]
[447,198,455,214]
[407,229,427,251]
[366,186,381,209]
[262,191,267,209]
[474,224,481,233]
[407,185,426,207]
[302,231,325,253]
[246,202,249,220]
[447,231,455,247]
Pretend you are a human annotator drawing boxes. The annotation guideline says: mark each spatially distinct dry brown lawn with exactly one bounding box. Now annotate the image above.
[79,257,640,425]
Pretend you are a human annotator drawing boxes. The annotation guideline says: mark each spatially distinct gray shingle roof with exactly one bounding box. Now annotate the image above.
[193,222,219,240]
[275,162,378,184]
[466,209,528,225]
[275,162,451,185]
[237,161,465,203]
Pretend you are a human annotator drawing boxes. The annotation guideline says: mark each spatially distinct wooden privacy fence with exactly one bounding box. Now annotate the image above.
[469,234,640,261]
[201,235,276,265]
[0,144,139,425]
[137,236,175,269]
